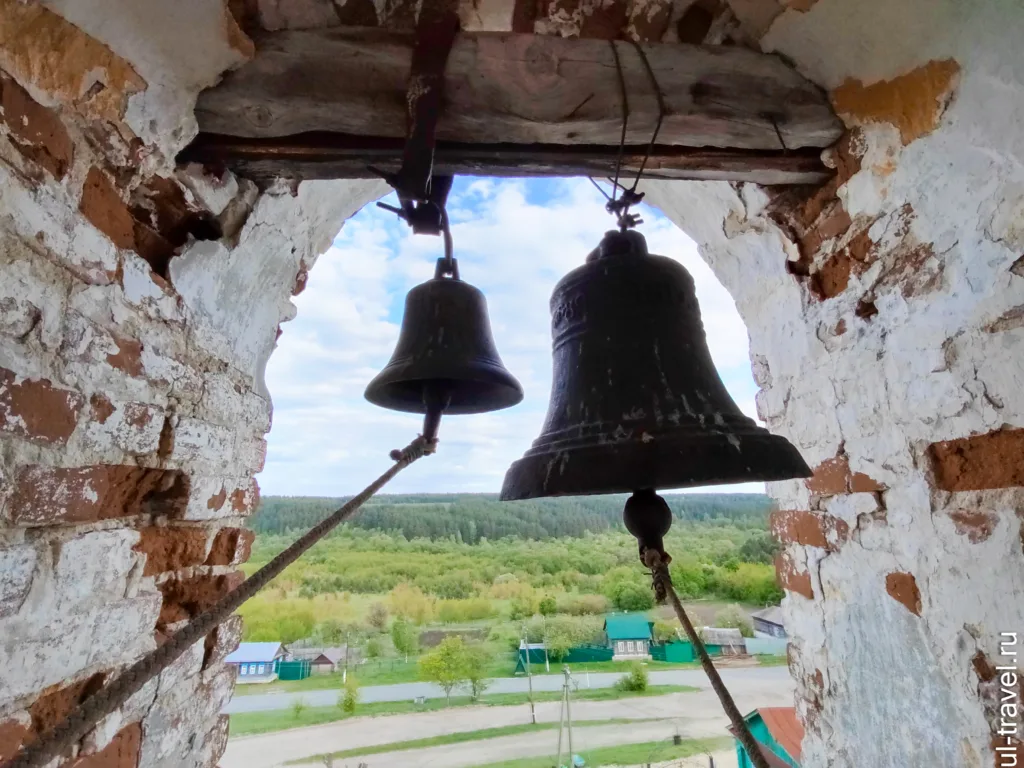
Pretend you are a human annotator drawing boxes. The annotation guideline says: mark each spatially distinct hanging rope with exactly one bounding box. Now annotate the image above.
[4,435,437,768]
[644,549,772,768]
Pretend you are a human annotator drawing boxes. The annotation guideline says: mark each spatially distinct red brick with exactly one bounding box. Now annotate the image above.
[928,428,1024,491]
[106,336,144,377]
[158,571,244,626]
[948,509,998,543]
[972,650,997,682]
[135,526,210,576]
[806,456,850,495]
[90,393,116,424]
[885,571,922,615]
[229,478,260,515]
[0,716,30,762]
[770,509,850,552]
[0,368,83,445]
[8,465,187,526]
[775,552,814,600]
[205,528,255,566]
[68,722,141,768]
[80,167,135,250]
[29,674,105,734]
[0,74,73,180]
[206,487,227,512]
[806,454,885,496]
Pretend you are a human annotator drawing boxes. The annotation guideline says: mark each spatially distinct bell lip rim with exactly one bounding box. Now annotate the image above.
[498,435,812,501]
[363,369,525,415]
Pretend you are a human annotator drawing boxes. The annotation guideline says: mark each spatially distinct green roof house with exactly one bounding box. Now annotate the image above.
[604,614,652,660]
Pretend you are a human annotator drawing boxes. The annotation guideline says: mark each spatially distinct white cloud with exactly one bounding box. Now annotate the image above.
[261,178,765,496]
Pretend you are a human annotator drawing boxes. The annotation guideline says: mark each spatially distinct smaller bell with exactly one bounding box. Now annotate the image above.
[365,258,523,422]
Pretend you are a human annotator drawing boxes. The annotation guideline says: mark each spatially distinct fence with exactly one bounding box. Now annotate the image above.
[743,636,788,656]
[277,659,312,680]
[650,641,696,663]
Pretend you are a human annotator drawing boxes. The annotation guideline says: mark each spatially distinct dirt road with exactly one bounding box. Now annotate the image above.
[223,672,790,768]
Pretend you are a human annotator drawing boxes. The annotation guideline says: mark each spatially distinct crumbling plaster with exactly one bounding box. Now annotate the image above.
[0,0,1021,766]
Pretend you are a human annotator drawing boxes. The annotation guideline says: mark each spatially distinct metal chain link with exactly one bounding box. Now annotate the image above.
[4,435,436,768]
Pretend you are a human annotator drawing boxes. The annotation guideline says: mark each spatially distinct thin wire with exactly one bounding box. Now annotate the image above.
[609,40,629,200]
[628,40,666,192]
[588,176,613,201]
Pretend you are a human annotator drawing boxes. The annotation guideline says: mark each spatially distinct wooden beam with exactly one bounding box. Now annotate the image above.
[178,133,831,186]
[194,28,843,152]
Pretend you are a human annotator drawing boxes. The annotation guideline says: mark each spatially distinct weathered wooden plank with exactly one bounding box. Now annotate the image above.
[179,133,831,186]
[194,28,843,151]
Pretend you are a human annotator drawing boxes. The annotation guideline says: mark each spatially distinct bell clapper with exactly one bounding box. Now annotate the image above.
[622,489,674,602]
[420,383,452,445]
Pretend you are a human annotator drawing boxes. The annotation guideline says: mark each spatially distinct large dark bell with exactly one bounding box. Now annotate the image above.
[365,263,523,415]
[500,230,810,500]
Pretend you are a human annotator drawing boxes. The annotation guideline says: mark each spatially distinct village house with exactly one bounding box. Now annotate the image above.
[751,607,787,639]
[224,642,288,683]
[730,707,804,767]
[604,614,653,660]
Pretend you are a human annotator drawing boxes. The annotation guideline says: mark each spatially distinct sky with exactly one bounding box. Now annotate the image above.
[261,177,764,496]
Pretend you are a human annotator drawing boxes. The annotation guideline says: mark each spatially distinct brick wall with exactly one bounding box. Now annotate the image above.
[0,3,382,765]
[646,1,1024,765]
[1,1,1022,767]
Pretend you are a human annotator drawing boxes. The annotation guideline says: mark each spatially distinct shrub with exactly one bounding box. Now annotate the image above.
[614,662,648,692]
[340,677,359,714]
[389,583,435,625]
[291,698,308,719]
[366,601,390,632]
[652,620,678,644]
[538,596,557,616]
[509,595,536,621]
[544,616,603,660]
[560,594,609,616]
[714,604,754,638]
[391,617,419,661]
[365,637,383,658]
[612,583,655,611]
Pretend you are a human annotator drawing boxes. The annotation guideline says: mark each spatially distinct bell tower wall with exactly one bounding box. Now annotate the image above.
[645,1,1024,765]
[0,0,1021,767]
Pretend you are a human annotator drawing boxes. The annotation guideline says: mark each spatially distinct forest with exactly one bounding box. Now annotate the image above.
[239,494,783,646]
[250,493,774,541]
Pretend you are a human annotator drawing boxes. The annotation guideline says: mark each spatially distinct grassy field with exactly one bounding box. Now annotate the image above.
[468,736,733,768]
[284,719,651,764]
[229,685,697,737]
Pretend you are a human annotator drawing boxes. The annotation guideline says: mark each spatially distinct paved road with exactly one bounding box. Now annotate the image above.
[222,670,793,768]
[224,666,790,713]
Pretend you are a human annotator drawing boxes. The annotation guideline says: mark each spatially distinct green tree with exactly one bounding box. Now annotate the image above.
[419,636,469,705]
[613,583,655,611]
[391,618,419,662]
[367,601,390,632]
[538,596,557,616]
[365,637,384,659]
[463,643,491,700]
[340,676,359,714]
[652,620,678,644]
[714,604,754,638]
[291,697,307,719]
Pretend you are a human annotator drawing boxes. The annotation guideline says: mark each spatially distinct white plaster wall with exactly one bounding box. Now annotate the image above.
[644,1,1024,764]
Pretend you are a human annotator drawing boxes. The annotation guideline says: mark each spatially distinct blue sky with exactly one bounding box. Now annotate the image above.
[261,177,763,496]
